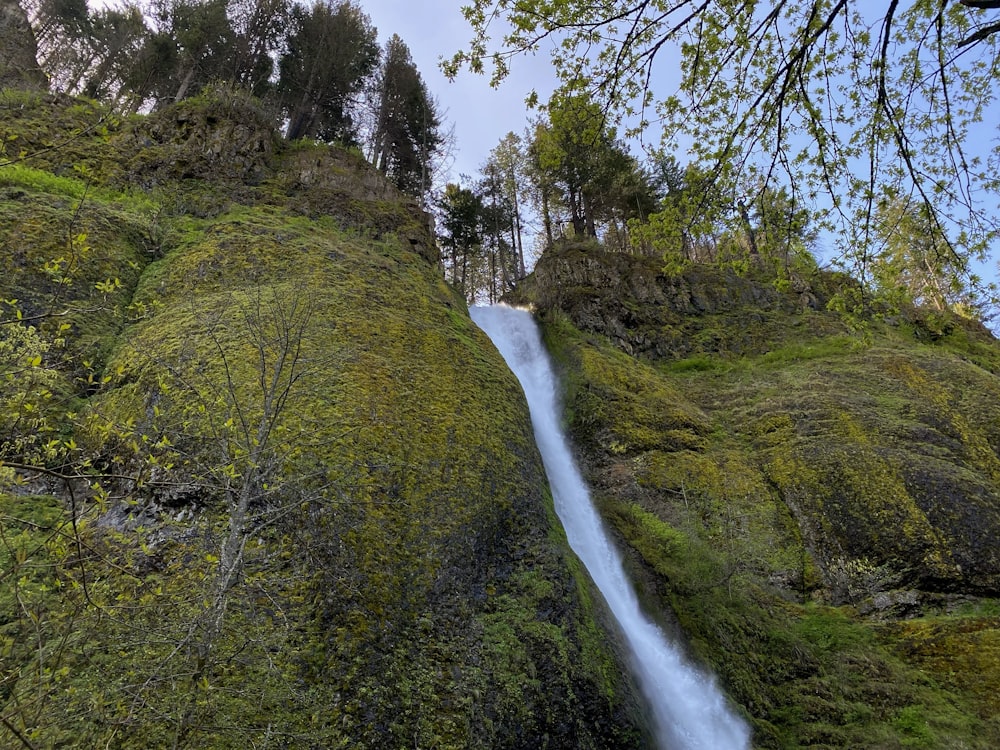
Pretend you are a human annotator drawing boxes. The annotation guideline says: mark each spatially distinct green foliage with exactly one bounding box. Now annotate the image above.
[0,183,154,367]
[870,196,998,320]
[454,1,1000,316]
[662,353,720,373]
[470,133,531,301]
[368,34,442,196]
[0,320,70,467]
[21,0,441,200]
[277,0,378,143]
[630,159,727,264]
[531,89,655,240]
[0,492,88,747]
[438,181,484,298]
[126,0,240,107]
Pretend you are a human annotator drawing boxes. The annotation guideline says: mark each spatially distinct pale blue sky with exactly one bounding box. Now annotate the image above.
[361,0,559,184]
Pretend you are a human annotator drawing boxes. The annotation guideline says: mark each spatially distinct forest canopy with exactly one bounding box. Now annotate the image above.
[13,0,442,197]
[448,1,1000,311]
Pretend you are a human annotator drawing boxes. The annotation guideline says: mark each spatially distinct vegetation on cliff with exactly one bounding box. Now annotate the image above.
[0,90,647,749]
[454,2,1000,316]
[513,240,1000,748]
[18,0,442,202]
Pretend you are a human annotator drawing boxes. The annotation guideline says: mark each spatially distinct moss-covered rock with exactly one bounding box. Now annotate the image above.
[0,89,125,180]
[115,86,280,188]
[517,241,1000,747]
[509,240,846,359]
[0,93,645,749]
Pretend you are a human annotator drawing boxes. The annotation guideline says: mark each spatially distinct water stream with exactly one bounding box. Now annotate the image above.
[471,304,750,750]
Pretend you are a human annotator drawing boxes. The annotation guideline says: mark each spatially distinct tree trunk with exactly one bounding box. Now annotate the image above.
[541,190,553,247]
[287,64,321,140]
[737,199,759,258]
[286,104,316,141]
[172,61,197,103]
[583,191,596,237]
[512,184,525,278]
[568,185,585,236]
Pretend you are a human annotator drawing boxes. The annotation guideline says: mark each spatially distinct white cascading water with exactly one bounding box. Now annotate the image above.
[471,304,751,750]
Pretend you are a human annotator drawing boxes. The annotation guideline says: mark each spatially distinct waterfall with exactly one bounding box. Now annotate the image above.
[471,304,750,750]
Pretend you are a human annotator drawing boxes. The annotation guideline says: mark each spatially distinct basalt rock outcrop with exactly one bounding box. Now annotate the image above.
[0,0,46,90]
[514,241,845,358]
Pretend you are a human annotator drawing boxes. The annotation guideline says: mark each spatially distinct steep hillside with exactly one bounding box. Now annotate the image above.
[513,241,1000,748]
[0,90,647,748]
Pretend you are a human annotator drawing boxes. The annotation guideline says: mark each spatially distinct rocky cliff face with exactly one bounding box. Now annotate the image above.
[0,92,647,749]
[514,241,1000,748]
[516,240,846,358]
[0,0,46,90]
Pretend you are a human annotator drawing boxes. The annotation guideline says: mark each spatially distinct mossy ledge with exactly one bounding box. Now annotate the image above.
[1,91,646,748]
[512,241,1000,748]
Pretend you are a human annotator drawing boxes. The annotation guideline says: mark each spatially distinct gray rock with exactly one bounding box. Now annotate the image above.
[0,0,46,90]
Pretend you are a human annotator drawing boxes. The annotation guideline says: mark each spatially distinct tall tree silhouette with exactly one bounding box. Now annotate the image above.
[124,0,237,109]
[369,34,440,196]
[277,0,378,143]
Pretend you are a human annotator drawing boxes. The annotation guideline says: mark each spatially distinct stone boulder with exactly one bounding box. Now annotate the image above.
[0,0,46,90]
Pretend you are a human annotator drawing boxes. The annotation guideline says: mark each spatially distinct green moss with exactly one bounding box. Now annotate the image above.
[0,181,156,373]
[542,311,709,454]
[1,95,643,749]
[0,164,89,198]
[0,91,124,182]
[879,616,1000,722]
[527,246,1000,748]
[663,353,725,373]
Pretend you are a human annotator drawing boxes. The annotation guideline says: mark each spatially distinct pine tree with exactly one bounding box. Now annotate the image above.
[277,0,378,143]
[438,183,483,298]
[482,133,528,278]
[226,0,290,97]
[124,0,238,110]
[369,34,440,196]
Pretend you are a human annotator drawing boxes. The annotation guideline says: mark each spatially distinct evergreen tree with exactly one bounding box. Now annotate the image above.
[871,198,977,315]
[477,162,518,301]
[532,91,604,237]
[80,4,150,103]
[277,0,378,143]
[24,0,87,54]
[25,0,287,105]
[125,0,238,110]
[632,158,729,264]
[531,90,654,243]
[482,132,529,278]
[438,182,483,298]
[369,34,440,196]
[227,0,290,97]
[590,143,657,252]
[22,0,88,90]
[524,119,563,248]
